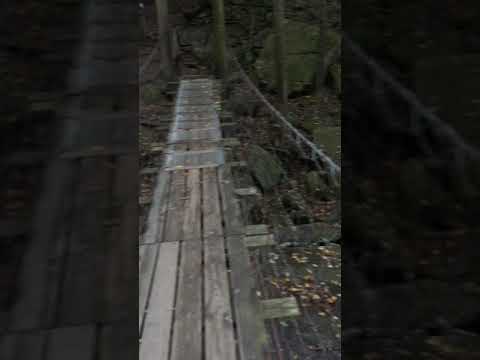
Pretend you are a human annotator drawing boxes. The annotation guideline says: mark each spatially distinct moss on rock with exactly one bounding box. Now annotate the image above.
[255,21,341,94]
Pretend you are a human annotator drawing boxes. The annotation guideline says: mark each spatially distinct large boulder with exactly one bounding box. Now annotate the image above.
[247,145,286,192]
[254,21,340,94]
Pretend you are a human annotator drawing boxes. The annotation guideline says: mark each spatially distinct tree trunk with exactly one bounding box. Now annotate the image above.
[155,0,173,76]
[315,0,328,94]
[273,0,288,106]
[211,0,227,78]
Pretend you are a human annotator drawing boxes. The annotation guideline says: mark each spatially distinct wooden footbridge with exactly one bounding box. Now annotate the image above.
[139,78,268,360]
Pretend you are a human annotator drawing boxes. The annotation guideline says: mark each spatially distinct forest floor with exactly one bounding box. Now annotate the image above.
[229,85,342,359]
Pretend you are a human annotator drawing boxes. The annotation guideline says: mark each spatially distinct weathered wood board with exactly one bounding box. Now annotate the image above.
[244,234,276,248]
[164,149,224,170]
[245,224,270,236]
[140,242,179,360]
[203,168,237,360]
[171,169,203,359]
[261,297,301,320]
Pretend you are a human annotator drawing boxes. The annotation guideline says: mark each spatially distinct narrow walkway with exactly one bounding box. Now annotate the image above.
[139,79,264,360]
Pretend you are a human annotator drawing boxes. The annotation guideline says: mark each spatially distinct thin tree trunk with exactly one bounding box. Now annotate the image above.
[155,0,173,76]
[315,0,328,94]
[273,0,288,107]
[211,0,227,78]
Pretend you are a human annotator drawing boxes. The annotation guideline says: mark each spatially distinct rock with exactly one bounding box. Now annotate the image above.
[247,145,286,192]
[305,171,334,200]
[313,126,341,163]
[254,21,341,94]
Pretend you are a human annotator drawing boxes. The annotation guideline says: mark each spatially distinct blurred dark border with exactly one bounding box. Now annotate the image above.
[343,0,480,358]
[0,1,139,358]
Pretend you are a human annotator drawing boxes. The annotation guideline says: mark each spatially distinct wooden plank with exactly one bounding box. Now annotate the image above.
[202,167,237,360]
[175,113,215,122]
[235,187,261,197]
[261,297,300,320]
[163,171,186,242]
[141,170,171,245]
[165,149,224,170]
[223,137,241,147]
[169,127,221,143]
[219,165,268,360]
[218,167,244,237]
[171,170,202,360]
[273,222,342,245]
[175,120,216,130]
[140,242,179,359]
[0,332,47,360]
[46,325,96,360]
[244,234,276,248]
[176,103,215,109]
[182,169,202,242]
[139,244,157,332]
[245,224,270,236]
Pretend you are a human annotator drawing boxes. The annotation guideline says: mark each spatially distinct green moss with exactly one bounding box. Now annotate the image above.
[255,21,341,94]
[313,126,341,163]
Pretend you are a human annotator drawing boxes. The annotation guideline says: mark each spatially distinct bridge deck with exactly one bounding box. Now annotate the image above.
[139,79,264,360]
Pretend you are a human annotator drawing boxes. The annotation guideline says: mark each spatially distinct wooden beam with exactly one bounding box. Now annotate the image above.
[261,297,300,320]
[234,187,260,197]
[218,166,268,360]
[243,234,276,248]
[245,224,270,236]
[222,137,241,147]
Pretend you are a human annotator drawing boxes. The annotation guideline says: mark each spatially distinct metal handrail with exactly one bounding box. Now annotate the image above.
[228,52,341,185]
